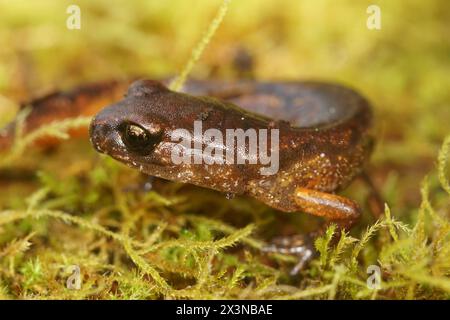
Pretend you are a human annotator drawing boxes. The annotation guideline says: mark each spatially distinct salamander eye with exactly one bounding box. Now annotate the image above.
[120,123,161,154]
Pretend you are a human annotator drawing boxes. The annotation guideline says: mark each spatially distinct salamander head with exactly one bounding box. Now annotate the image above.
[89,80,180,172]
[89,79,231,182]
[90,79,272,194]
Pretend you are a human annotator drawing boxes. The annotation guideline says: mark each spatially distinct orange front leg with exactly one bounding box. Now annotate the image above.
[294,187,361,230]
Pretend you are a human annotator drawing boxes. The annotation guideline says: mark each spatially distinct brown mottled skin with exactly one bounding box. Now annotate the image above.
[0,78,376,271]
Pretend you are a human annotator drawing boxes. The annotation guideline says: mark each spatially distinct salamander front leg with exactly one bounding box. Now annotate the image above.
[263,188,361,274]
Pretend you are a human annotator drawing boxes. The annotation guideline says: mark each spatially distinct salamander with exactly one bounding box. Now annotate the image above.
[0,78,377,272]
[91,79,373,219]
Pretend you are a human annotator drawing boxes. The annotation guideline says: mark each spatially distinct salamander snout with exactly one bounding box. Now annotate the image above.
[89,114,117,154]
